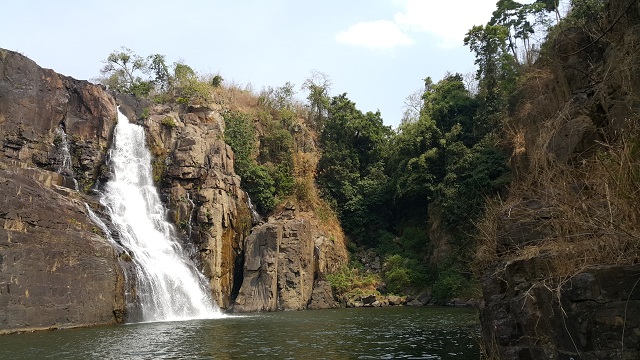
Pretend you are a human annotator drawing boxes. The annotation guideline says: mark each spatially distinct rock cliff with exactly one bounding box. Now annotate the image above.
[119,99,253,309]
[0,49,123,333]
[0,48,348,333]
[232,206,347,312]
[477,1,640,358]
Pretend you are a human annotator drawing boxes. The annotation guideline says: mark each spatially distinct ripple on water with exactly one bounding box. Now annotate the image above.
[0,307,479,359]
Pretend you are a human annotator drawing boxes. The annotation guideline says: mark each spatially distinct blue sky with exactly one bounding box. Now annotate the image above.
[2,0,503,128]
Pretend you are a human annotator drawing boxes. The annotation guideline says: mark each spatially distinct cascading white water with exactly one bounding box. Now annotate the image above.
[247,195,262,225]
[54,125,78,190]
[99,108,222,322]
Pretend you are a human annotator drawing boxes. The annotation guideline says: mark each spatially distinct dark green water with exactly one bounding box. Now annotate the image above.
[0,307,480,359]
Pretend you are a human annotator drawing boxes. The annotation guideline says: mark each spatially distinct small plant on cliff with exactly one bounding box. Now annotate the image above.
[211,74,223,87]
[141,107,150,120]
[160,116,177,128]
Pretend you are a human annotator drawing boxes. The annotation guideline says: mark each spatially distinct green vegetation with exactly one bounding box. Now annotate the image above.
[326,265,381,298]
[97,0,611,302]
[98,47,214,103]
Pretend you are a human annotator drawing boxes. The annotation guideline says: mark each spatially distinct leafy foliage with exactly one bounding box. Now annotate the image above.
[326,265,381,297]
[99,47,150,97]
[317,94,392,246]
[382,254,429,294]
[223,110,275,213]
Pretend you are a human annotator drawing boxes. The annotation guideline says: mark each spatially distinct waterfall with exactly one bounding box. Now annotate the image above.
[54,125,78,190]
[247,195,262,225]
[98,108,222,322]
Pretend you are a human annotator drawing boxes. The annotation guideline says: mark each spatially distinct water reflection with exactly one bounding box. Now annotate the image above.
[0,307,479,359]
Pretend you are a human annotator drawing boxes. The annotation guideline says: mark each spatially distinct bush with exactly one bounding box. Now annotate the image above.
[161,116,177,128]
[382,254,429,294]
[431,269,468,301]
[326,266,380,296]
[241,162,276,213]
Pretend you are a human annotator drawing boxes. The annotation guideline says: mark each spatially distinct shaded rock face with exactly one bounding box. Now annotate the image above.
[0,49,116,191]
[232,212,347,312]
[0,49,124,333]
[481,260,640,360]
[479,2,640,358]
[0,160,124,334]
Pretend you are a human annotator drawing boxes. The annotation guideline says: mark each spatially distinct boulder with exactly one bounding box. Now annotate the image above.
[232,216,347,312]
[387,295,407,306]
[308,280,339,310]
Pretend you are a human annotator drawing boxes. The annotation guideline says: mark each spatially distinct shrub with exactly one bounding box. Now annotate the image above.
[211,74,223,87]
[431,269,467,301]
[326,266,380,296]
[382,254,430,294]
[160,116,177,128]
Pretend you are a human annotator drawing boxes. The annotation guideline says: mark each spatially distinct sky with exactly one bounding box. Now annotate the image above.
[1,0,502,128]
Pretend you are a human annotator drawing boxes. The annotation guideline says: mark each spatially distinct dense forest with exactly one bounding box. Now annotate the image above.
[95,0,625,303]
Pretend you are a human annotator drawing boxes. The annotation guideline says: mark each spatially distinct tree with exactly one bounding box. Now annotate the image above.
[301,71,332,129]
[464,24,517,112]
[489,0,555,65]
[400,88,424,125]
[99,47,149,96]
[317,93,392,245]
[147,54,170,92]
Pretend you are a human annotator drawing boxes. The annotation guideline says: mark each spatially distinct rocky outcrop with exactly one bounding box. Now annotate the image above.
[232,208,347,312]
[0,166,125,334]
[481,259,640,359]
[0,49,116,191]
[0,48,123,333]
[122,101,252,309]
[120,101,349,312]
[0,48,351,334]
[478,1,640,358]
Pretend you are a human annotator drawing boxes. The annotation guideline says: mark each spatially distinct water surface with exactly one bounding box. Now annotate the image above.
[0,307,479,359]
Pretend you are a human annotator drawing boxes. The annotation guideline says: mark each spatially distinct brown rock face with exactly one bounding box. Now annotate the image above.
[232,213,347,312]
[0,49,123,333]
[0,166,124,334]
[136,102,252,309]
[0,48,350,335]
[0,49,116,191]
[479,2,640,358]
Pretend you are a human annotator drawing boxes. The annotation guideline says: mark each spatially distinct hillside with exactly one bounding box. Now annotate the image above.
[474,0,640,358]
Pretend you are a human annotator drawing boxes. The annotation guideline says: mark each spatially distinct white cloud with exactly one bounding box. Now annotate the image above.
[394,0,498,48]
[336,20,415,49]
[336,0,497,50]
